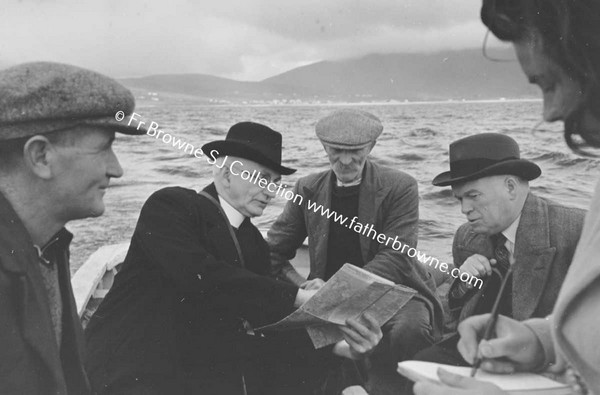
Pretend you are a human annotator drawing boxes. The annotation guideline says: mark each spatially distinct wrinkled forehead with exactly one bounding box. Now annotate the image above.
[451,176,502,197]
[235,157,281,180]
[257,165,281,180]
[324,144,371,156]
[45,125,116,147]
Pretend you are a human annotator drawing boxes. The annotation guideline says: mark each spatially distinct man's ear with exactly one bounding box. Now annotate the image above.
[505,176,519,199]
[220,164,232,188]
[22,136,55,179]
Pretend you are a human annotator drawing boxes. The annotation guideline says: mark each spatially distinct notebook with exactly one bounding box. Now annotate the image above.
[397,361,571,395]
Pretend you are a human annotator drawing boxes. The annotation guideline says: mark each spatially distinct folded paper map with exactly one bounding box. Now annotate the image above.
[256,263,417,348]
[397,361,571,395]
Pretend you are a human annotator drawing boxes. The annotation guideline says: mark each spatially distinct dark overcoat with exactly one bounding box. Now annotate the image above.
[85,184,302,394]
[0,192,89,395]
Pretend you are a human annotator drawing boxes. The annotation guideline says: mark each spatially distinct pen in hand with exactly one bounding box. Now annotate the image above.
[470,265,514,377]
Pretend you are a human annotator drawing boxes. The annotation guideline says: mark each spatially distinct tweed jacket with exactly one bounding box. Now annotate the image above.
[0,192,89,395]
[267,159,444,336]
[525,180,600,394]
[85,185,300,394]
[450,192,585,325]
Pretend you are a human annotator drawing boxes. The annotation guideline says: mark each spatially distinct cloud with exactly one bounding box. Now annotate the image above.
[205,0,481,42]
[1,0,486,80]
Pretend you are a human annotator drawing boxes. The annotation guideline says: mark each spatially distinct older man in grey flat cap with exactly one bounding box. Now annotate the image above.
[267,109,444,394]
[0,62,144,395]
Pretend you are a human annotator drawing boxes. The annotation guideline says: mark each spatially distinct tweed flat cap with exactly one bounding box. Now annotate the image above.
[0,62,146,141]
[315,109,383,149]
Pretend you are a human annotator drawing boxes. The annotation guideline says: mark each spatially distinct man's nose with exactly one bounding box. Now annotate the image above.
[542,95,564,123]
[263,184,277,199]
[461,200,472,215]
[107,149,124,178]
[339,153,352,165]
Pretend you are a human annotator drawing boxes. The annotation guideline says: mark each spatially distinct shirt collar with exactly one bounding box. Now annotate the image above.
[34,228,73,266]
[336,177,362,187]
[218,195,246,229]
[333,165,366,187]
[501,214,521,247]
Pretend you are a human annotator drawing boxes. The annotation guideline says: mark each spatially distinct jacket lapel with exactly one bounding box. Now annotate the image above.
[358,160,388,262]
[0,193,65,392]
[457,234,494,322]
[200,183,246,267]
[206,222,243,266]
[302,160,388,276]
[58,247,89,393]
[512,193,556,321]
[302,172,333,279]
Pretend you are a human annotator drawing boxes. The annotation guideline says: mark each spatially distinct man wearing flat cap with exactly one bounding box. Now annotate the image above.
[267,109,444,394]
[0,62,145,394]
[413,133,585,368]
[85,121,383,395]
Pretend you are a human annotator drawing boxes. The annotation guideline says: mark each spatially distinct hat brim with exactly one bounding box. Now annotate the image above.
[0,115,147,140]
[202,140,297,176]
[432,159,541,187]
[319,139,373,150]
[83,117,148,135]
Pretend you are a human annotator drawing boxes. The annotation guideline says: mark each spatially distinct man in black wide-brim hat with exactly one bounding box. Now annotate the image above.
[412,133,585,369]
[85,121,383,395]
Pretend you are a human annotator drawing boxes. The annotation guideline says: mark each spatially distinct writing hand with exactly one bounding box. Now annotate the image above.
[457,314,545,373]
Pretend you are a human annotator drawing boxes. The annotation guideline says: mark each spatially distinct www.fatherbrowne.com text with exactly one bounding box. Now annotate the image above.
[116,111,484,290]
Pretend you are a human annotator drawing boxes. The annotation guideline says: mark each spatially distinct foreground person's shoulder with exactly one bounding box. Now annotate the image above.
[373,161,417,183]
[297,168,330,186]
[144,186,199,207]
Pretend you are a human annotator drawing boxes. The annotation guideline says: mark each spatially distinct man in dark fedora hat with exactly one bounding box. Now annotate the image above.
[413,132,585,368]
[85,121,383,395]
[0,61,145,395]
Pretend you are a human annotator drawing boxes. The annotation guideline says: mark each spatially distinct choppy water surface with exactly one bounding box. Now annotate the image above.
[68,101,599,273]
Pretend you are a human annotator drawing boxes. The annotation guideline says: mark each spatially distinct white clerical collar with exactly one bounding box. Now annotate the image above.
[336,177,362,187]
[502,214,521,248]
[218,195,245,229]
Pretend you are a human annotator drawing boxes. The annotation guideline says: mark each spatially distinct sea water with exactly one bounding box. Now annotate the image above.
[68,101,599,273]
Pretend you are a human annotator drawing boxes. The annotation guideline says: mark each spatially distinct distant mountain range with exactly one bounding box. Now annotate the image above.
[121,48,538,104]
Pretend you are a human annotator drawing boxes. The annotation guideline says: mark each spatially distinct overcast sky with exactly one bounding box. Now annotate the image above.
[3,0,490,81]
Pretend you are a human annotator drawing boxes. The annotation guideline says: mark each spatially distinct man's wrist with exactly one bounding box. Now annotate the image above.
[523,317,555,371]
[294,288,311,307]
[293,289,303,307]
[332,340,361,360]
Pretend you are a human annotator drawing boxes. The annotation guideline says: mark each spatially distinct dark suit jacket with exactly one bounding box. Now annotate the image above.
[0,192,89,395]
[85,184,300,393]
[450,193,585,325]
[268,159,444,338]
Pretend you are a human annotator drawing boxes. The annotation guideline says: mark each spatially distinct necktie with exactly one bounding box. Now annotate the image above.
[474,233,513,317]
[492,233,511,275]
